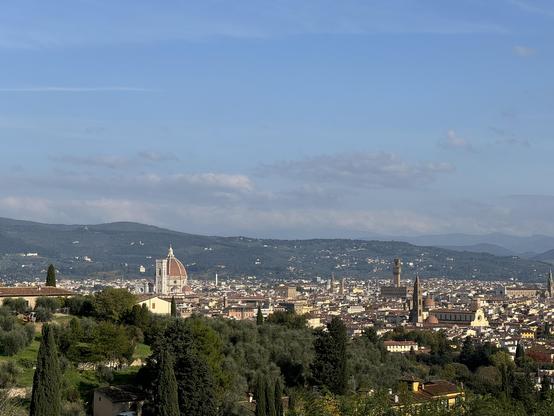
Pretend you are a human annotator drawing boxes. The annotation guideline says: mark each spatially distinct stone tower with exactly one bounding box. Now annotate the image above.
[410,275,423,324]
[546,269,554,298]
[393,258,401,287]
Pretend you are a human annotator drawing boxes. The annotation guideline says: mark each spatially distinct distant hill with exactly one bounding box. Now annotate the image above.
[533,249,554,264]
[400,233,554,255]
[438,243,515,257]
[0,217,550,283]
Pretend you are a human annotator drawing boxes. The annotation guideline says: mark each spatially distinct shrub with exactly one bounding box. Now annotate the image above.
[0,329,27,355]
[18,357,35,369]
[2,298,28,314]
[35,297,61,312]
[34,306,53,322]
[0,361,20,388]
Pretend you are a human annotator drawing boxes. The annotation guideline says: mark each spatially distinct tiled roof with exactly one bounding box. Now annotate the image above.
[95,385,145,403]
[0,287,74,297]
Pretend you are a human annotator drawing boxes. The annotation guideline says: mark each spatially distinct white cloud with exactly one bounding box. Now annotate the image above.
[138,151,179,162]
[0,86,157,93]
[439,130,475,152]
[262,152,454,189]
[494,137,531,147]
[51,155,130,169]
[513,45,536,57]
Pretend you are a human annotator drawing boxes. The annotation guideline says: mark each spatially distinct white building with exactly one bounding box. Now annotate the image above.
[383,340,419,353]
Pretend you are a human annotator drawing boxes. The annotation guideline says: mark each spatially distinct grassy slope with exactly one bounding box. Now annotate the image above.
[0,316,151,390]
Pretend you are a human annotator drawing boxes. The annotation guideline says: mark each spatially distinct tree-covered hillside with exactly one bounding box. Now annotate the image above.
[0,217,550,282]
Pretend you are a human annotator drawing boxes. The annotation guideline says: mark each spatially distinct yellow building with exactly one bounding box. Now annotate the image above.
[136,295,172,315]
[0,286,74,309]
[392,378,464,410]
[520,329,535,339]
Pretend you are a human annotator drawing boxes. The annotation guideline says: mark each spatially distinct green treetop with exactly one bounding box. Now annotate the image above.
[46,264,56,287]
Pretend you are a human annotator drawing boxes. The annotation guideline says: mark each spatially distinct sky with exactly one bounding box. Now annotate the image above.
[0,0,553,238]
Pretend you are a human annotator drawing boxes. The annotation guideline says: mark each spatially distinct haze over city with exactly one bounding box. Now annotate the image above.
[1,0,553,238]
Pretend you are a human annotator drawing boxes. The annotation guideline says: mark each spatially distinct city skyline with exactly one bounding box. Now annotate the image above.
[1,0,554,238]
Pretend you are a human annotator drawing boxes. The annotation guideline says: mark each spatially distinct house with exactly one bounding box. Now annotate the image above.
[0,286,74,309]
[93,385,145,416]
[135,295,172,315]
[226,305,257,320]
[392,378,464,410]
[383,340,418,353]
[527,346,554,364]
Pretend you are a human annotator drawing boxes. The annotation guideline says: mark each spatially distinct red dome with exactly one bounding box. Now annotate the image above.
[166,246,188,278]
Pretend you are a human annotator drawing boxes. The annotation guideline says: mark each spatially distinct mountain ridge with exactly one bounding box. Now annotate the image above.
[0,217,551,283]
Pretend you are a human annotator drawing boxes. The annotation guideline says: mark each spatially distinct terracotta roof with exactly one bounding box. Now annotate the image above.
[167,255,187,278]
[95,385,145,403]
[431,308,476,314]
[0,287,74,297]
[136,294,164,302]
[416,381,459,398]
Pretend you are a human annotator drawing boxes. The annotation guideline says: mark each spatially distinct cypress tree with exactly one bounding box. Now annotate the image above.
[266,376,276,416]
[274,377,284,416]
[30,324,62,416]
[540,375,551,400]
[46,264,56,287]
[256,306,264,325]
[255,373,267,416]
[153,349,179,416]
[170,296,177,317]
[515,342,525,367]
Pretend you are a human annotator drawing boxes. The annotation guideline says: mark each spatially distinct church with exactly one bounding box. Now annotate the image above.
[155,246,188,295]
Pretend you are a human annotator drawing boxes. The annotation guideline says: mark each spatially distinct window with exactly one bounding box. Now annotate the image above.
[152,303,156,309]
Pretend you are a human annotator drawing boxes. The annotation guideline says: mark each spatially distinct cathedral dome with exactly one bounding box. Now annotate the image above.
[166,246,188,278]
[425,314,439,324]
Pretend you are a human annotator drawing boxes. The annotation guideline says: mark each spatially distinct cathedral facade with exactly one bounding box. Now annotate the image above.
[155,246,188,295]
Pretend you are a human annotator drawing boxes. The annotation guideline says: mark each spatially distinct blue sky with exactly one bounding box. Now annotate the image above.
[0,0,553,238]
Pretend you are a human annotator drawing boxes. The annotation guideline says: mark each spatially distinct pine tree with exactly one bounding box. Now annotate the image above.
[460,336,477,370]
[176,351,218,416]
[257,306,264,325]
[171,296,177,317]
[274,377,284,416]
[327,316,348,394]
[46,264,56,287]
[255,373,267,416]
[311,316,348,395]
[30,324,62,416]
[153,349,179,416]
